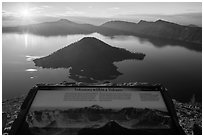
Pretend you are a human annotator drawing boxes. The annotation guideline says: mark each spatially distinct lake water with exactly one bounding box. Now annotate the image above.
[2,33,202,102]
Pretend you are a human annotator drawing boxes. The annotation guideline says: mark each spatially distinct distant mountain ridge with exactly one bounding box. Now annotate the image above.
[2,19,97,36]
[2,19,202,44]
[101,19,202,44]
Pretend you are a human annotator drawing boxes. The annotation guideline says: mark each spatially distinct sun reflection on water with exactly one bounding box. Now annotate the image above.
[24,33,28,48]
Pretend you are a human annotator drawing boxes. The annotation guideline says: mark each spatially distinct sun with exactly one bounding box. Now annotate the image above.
[20,9,31,18]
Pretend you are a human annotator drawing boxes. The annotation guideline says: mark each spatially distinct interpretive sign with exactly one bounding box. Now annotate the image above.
[30,88,167,111]
[10,85,184,135]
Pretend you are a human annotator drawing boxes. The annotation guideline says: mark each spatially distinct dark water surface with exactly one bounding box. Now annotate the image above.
[2,33,202,102]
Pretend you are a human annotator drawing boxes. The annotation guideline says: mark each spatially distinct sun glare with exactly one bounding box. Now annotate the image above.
[20,9,31,18]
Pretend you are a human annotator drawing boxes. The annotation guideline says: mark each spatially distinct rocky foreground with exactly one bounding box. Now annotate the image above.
[2,82,202,135]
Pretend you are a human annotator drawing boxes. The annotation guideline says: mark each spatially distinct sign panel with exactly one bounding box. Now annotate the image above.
[26,87,172,135]
[30,87,167,111]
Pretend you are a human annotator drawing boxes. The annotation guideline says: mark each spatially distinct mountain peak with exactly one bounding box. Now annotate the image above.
[155,19,168,23]
[57,19,75,23]
[154,19,182,27]
[80,37,99,41]
[138,20,149,24]
[75,37,112,49]
[155,19,176,25]
[101,20,136,27]
[78,37,106,45]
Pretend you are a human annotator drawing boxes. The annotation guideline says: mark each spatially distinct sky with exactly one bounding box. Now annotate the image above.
[2,2,202,26]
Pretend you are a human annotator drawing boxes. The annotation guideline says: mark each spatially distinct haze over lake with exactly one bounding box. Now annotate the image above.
[2,32,201,102]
